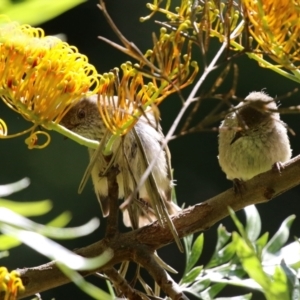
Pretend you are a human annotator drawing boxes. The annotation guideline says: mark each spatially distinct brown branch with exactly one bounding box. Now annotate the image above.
[102,268,143,300]
[105,166,120,238]
[134,248,189,300]
[15,154,300,299]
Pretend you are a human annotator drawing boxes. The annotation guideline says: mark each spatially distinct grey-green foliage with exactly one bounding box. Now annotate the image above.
[0,179,113,299]
[181,205,300,300]
[0,0,86,26]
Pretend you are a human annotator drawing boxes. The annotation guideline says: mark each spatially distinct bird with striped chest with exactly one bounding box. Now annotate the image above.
[60,95,180,229]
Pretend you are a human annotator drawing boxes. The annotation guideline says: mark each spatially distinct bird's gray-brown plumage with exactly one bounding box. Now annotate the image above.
[60,95,180,229]
[218,91,292,181]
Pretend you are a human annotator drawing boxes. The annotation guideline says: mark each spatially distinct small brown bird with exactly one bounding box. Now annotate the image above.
[218,91,292,181]
[60,95,180,230]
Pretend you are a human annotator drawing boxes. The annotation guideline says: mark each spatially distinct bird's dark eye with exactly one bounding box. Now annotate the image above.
[77,108,85,119]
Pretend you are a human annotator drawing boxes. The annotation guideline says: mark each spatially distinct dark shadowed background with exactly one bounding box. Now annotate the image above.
[1,1,300,299]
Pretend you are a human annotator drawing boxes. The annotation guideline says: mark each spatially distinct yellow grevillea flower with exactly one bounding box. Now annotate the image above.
[0,13,198,144]
[0,119,7,136]
[142,0,240,43]
[100,18,198,136]
[243,0,300,70]
[0,267,24,300]
[0,17,100,148]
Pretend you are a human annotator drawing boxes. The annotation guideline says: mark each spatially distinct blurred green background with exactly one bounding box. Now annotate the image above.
[1,0,300,299]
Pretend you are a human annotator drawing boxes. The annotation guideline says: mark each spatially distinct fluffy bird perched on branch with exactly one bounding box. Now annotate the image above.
[60,95,182,249]
[218,91,292,181]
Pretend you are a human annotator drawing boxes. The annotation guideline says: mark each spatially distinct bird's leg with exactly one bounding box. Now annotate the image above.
[233,178,246,196]
[272,161,284,175]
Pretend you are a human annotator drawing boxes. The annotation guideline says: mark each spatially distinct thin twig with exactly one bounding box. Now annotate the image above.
[97,0,160,74]
[134,248,189,300]
[103,268,143,300]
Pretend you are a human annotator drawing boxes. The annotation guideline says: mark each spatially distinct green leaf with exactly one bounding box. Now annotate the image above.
[233,233,290,300]
[0,235,20,250]
[206,242,236,268]
[218,242,236,263]
[229,207,247,239]
[0,199,52,216]
[183,279,211,298]
[206,225,232,268]
[0,178,30,197]
[1,224,113,271]
[2,0,86,26]
[216,224,232,251]
[181,266,203,284]
[185,233,204,274]
[0,0,10,12]
[183,234,194,260]
[215,294,252,300]
[0,208,99,250]
[209,277,262,291]
[244,205,261,242]
[58,263,113,300]
[0,209,72,250]
[263,241,300,270]
[263,215,296,256]
[199,283,226,299]
[0,250,9,259]
[47,211,72,227]
[280,260,300,300]
[233,233,271,290]
[255,232,269,257]
[269,266,289,300]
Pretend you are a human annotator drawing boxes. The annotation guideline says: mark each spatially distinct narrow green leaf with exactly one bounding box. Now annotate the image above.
[183,234,194,263]
[183,278,211,298]
[0,199,52,216]
[199,283,226,299]
[0,0,11,12]
[206,242,236,268]
[217,242,236,263]
[269,266,289,300]
[0,250,9,259]
[47,211,72,227]
[233,233,271,290]
[263,241,300,270]
[183,236,193,276]
[185,233,204,274]
[0,208,99,239]
[3,0,86,26]
[209,277,262,291]
[216,224,232,251]
[229,207,247,239]
[1,224,113,271]
[181,266,203,284]
[0,235,20,250]
[206,225,232,268]
[0,178,30,197]
[255,232,269,258]
[244,205,261,242]
[280,241,300,269]
[215,294,252,300]
[57,262,113,299]
[280,260,300,300]
[263,215,296,256]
